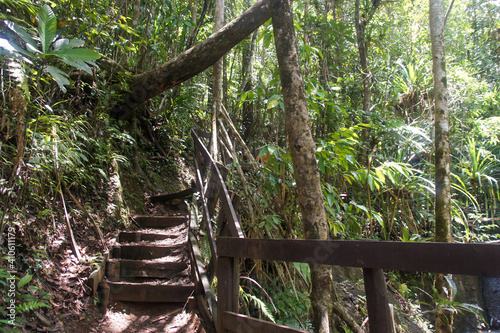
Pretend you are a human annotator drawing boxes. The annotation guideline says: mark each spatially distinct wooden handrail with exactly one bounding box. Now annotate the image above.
[223,312,308,333]
[216,237,500,333]
[217,237,500,277]
[192,129,244,238]
[189,128,247,331]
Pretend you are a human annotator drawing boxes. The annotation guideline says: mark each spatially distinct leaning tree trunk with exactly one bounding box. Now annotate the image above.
[111,0,272,120]
[271,1,333,332]
[430,0,453,330]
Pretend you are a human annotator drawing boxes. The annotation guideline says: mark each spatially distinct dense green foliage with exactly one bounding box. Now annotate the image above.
[1,0,499,331]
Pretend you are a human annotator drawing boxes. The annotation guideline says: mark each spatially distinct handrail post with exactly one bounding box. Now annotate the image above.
[217,255,240,333]
[363,268,392,333]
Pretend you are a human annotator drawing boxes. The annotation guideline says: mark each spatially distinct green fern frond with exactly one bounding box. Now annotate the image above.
[246,293,276,323]
[16,300,50,314]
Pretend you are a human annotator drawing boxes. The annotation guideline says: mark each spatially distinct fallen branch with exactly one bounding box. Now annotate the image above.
[218,119,257,227]
[63,182,107,249]
[59,184,82,262]
[332,301,364,332]
[220,104,257,168]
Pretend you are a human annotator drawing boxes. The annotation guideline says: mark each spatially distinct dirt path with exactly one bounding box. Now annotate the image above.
[92,301,203,332]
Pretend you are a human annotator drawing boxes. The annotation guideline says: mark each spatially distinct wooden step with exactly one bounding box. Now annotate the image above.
[118,231,178,243]
[134,216,187,228]
[107,281,195,302]
[149,187,195,203]
[112,244,184,260]
[106,259,188,281]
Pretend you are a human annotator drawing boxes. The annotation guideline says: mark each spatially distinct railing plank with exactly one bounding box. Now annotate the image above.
[194,151,217,272]
[194,129,211,139]
[217,237,500,277]
[217,257,240,333]
[192,129,244,238]
[217,191,241,236]
[223,312,310,333]
[206,162,228,216]
[363,268,392,333]
[188,230,217,326]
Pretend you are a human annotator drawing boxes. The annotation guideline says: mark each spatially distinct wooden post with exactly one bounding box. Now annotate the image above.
[363,268,391,333]
[217,256,239,333]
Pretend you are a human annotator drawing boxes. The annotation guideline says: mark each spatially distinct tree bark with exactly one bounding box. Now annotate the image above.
[354,0,371,117]
[210,0,225,159]
[10,88,27,181]
[132,0,141,31]
[112,0,272,119]
[271,1,333,332]
[430,0,453,330]
[240,25,258,141]
[354,0,380,166]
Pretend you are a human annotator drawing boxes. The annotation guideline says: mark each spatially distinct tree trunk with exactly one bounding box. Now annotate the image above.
[354,0,371,118]
[186,0,211,48]
[354,0,380,167]
[190,0,198,37]
[10,88,27,181]
[240,25,258,142]
[112,0,272,119]
[210,0,225,159]
[430,0,453,330]
[271,1,333,332]
[132,0,141,31]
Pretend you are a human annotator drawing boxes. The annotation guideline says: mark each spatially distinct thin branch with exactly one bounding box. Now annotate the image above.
[444,0,455,30]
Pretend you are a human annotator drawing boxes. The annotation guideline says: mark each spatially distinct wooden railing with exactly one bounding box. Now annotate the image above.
[217,238,500,332]
[189,128,500,333]
[188,129,244,329]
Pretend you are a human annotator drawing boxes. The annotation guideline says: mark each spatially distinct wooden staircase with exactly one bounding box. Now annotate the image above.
[105,196,196,305]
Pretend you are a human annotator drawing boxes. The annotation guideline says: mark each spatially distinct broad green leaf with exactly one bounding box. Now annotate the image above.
[373,213,384,227]
[444,275,457,298]
[52,38,85,51]
[267,99,279,109]
[345,154,354,165]
[58,57,92,74]
[350,201,369,214]
[327,193,335,207]
[368,176,375,191]
[45,65,70,92]
[316,48,324,59]
[375,168,386,184]
[0,37,33,59]
[343,174,353,185]
[38,5,57,53]
[4,20,38,52]
[18,273,32,288]
[390,162,406,177]
[402,227,410,242]
[318,156,325,174]
[259,146,269,157]
[118,23,140,37]
[49,48,101,61]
